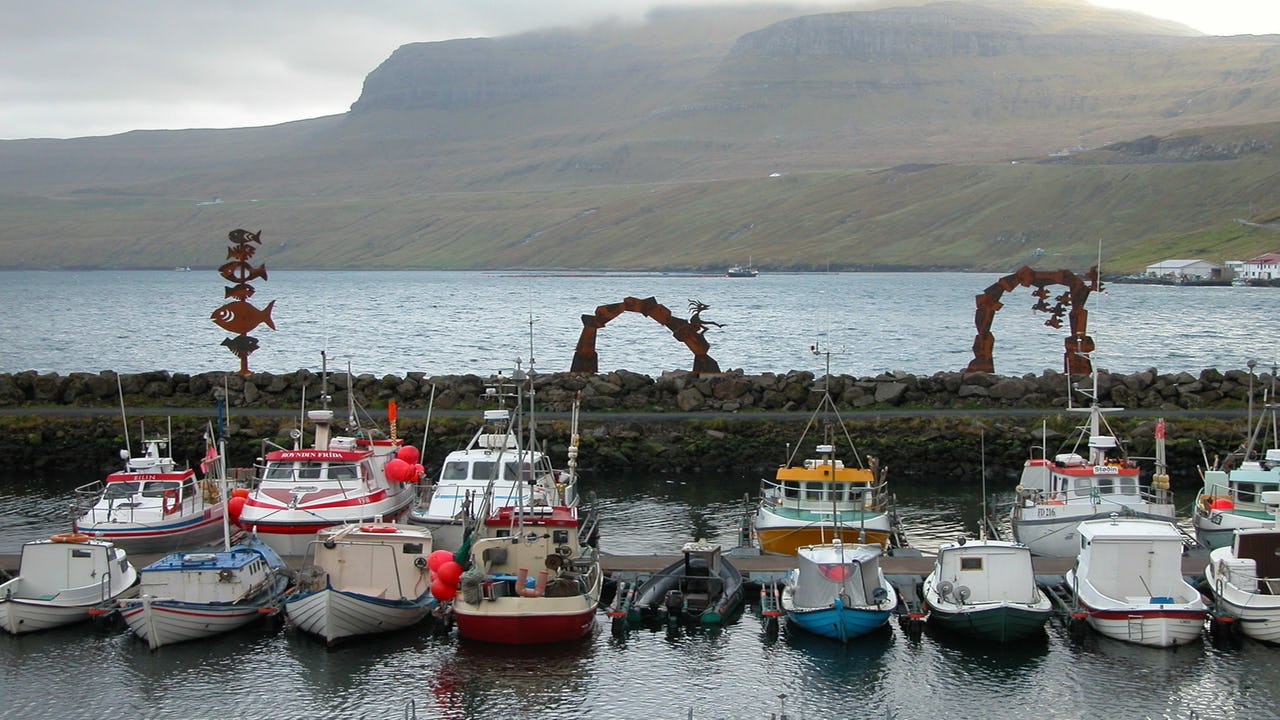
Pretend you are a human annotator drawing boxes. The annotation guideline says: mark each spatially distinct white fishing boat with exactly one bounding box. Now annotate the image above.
[0,533,139,634]
[922,538,1052,642]
[409,371,587,552]
[781,540,896,642]
[1010,365,1176,556]
[1205,490,1280,644]
[453,505,602,644]
[117,442,293,650]
[753,346,896,554]
[1065,516,1206,647]
[74,426,228,553]
[1193,362,1280,549]
[234,402,420,556]
[285,523,437,645]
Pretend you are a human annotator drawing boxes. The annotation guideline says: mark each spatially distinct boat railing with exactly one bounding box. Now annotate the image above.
[759,476,891,511]
[1199,480,1279,511]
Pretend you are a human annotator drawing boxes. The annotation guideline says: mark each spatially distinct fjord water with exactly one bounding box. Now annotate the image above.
[0,269,1275,377]
[2,271,1279,719]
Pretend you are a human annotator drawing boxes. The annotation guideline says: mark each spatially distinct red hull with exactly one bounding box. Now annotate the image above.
[454,609,596,645]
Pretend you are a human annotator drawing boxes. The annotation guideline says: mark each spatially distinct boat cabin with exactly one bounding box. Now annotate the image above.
[1077,519,1186,603]
[140,548,276,604]
[794,541,889,608]
[766,446,881,509]
[933,541,1039,605]
[1018,448,1141,504]
[1200,450,1280,516]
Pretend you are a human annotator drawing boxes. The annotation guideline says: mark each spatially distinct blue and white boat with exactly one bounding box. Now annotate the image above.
[118,537,291,650]
[284,523,437,645]
[117,443,292,650]
[781,540,897,641]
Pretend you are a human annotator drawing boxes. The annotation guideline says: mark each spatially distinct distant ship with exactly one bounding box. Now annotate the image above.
[726,258,758,278]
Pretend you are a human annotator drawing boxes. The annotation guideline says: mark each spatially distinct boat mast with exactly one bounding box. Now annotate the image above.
[116,373,131,458]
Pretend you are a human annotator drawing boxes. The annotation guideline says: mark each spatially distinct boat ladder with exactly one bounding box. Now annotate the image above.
[759,581,782,637]
[1126,614,1145,643]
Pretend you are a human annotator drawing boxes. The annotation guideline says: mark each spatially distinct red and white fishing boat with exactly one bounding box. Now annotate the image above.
[451,505,602,644]
[74,432,228,553]
[232,407,420,556]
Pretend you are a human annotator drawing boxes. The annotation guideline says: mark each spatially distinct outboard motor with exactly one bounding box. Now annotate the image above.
[663,588,684,618]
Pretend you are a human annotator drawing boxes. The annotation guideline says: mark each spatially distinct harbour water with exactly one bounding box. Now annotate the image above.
[3,270,1279,719]
[0,270,1276,378]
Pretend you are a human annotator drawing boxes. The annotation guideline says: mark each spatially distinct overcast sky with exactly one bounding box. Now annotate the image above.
[3,0,1277,140]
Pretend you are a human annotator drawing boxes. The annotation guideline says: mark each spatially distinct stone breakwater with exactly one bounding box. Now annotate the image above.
[0,367,1264,480]
[0,366,1269,412]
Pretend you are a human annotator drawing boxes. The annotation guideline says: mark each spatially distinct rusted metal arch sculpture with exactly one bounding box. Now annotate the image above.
[965,265,1101,375]
[570,296,722,375]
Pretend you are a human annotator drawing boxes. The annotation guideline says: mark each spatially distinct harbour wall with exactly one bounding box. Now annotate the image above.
[0,367,1267,482]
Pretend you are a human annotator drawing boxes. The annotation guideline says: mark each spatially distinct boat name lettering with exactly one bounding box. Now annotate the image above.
[1037,508,1057,518]
[278,451,348,460]
[1091,465,1119,475]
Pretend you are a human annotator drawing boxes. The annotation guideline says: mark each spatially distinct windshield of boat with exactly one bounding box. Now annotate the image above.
[140,480,181,498]
[103,481,141,499]
[264,461,360,481]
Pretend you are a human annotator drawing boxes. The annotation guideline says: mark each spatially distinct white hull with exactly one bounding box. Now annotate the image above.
[120,596,273,650]
[0,538,140,635]
[0,597,103,634]
[286,586,433,644]
[1012,507,1176,557]
[1206,542,1280,644]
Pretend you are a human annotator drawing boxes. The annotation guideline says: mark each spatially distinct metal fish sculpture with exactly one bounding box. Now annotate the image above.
[228,229,262,245]
[218,260,268,284]
[225,244,258,261]
[224,284,256,300]
[220,334,260,355]
[211,299,277,335]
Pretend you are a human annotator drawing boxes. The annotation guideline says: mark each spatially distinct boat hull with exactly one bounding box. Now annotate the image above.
[453,601,597,645]
[78,512,228,554]
[1205,547,1280,644]
[0,597,100,634]
[1011,508,1176,557]
[1077,605,1206,647]
[1193,509,1273,550]
[119,596,279,650]
[755,525,890,556]
[924,603,1051,642]
[785,605,890,641]
[285,586,434,645]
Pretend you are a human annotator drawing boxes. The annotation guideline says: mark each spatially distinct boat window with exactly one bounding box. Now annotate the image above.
[805,482,826,501]
[326,463,358,481]
[1116,477,1137,494]
[783,481,801,499]
[1072,479,1094,497]
[1096,476,1115,495]
[103,481,141,499]
[296,462,323,480]
[265,464,295,480]
[442,462,469,481]
[473,462,498,481]
[960,557,983,571]
[1238,483,1259,503]
[504,461,534,482]
[141,481,181,498]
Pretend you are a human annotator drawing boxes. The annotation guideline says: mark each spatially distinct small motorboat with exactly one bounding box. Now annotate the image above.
[409,376,587,552]
[1193,369,1280,549]
[452,505,602,644]
[782,540,897,642]
[1205,490,1280,644]
[0,533,139,634]
[117,536,291,650]
[234,406,420,556]
[614,539,743,630]
[285,523,437,645]
[1010,369,1177,557]
[74,433,228,553]
[1066,516,1206,647]
[922,538,1052,642]
[753,349,897,554]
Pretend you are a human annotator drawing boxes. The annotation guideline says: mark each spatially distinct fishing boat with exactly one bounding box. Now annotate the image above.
[1010,365,1176,556]
[1205,490,1280,644]
[0,533,139,634]
[922,538,1052,642]
[781,540,896,642]
[753,347,896,554]
[1065,516,1206,647]
[117,441,293,650]
[1193,362,1280,549]
[726,259,758,278]
[285,523,437,645]
[613,539,744,629]
[452,505,602,644]
[233,404,420,557]
[73,424,229,553]
[409,371,587,552]
[118,536,290,649]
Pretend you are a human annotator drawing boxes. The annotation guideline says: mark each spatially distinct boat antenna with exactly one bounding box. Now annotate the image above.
[346,361,358,432]
[319,350,330,409]
[420,383,436,472]
[116,373,131,457]
[979,429,987,541]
